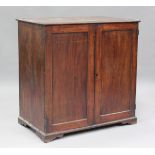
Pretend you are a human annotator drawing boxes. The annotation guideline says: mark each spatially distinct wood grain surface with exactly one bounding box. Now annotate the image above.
[18,20,139,142]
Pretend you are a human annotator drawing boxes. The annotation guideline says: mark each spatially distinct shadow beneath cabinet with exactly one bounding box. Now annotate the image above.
[59,123,128,140]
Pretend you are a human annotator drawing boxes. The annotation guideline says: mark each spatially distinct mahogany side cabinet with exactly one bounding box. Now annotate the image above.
[17,17,140,142]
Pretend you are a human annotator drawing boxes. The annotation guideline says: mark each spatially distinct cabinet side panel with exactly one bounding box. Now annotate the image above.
[18,22,45,131]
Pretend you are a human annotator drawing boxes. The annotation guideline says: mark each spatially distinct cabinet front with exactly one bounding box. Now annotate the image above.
[45,25,95,132]
[95,23,138,124]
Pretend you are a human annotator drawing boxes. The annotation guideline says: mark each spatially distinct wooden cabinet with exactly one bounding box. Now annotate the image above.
[17,17,139,142]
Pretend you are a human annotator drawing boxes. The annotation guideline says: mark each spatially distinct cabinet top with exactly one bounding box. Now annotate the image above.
[17,16,140,25]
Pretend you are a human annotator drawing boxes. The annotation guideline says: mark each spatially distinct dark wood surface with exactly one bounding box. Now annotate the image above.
[18,20,139,142]
[18,116,137,143]
[45,25,95,132]
[95,23,138,124]
[18,22,45,131]
[17,16,140,25]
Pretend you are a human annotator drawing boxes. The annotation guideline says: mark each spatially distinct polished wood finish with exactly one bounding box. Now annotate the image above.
[95,23,138,124]
[45,25,95,132]
[18,22,45,131]
[18,17,139,142]
[17,16,139,25]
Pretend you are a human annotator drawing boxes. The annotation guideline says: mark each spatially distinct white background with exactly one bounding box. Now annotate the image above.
[0,6,155,147]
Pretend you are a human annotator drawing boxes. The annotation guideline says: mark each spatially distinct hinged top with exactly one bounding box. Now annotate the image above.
[17,16,140,25]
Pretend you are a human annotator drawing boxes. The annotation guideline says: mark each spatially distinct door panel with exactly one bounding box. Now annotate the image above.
[52,32,88,124]
[95,23,138,124]
[45,25,95,132]
[100,30,131,115]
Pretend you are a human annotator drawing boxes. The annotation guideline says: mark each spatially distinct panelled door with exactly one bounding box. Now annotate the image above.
[95,23,138,124]
[45,25,95,132]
